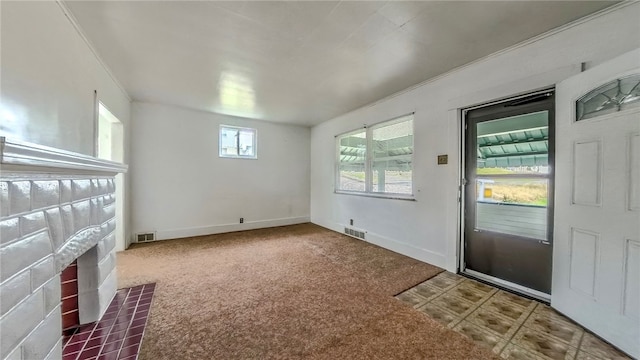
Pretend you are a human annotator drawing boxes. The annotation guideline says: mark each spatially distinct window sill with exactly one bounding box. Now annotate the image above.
[219,155,258,160]
[334,190,416,201]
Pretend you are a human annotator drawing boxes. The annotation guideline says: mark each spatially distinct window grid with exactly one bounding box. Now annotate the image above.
[219,125,257,159]
[336,114,414,198]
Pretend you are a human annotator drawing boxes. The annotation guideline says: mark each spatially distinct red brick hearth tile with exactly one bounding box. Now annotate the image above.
[62,283,156,360]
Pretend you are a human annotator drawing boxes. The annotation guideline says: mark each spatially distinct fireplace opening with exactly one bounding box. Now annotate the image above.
[61,260,80,335]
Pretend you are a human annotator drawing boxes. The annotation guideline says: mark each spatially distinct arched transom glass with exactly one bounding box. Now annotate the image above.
[576,74,640,121]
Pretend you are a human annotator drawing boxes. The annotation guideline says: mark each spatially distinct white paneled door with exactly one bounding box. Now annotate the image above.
[553,49,640,358]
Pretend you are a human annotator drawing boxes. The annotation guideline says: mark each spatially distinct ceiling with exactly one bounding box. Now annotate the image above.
[65,1,616,126]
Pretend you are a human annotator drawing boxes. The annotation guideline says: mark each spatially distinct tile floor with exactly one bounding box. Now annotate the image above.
[62,283,156,360]
[396,272,632,360]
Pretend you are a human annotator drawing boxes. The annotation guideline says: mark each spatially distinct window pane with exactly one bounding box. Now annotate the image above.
[220,127,238,156]
[476,112,549,176]
[338,131,366,192]
[475,177,548,240]
[371,118,413,194]
[238,129,255,157]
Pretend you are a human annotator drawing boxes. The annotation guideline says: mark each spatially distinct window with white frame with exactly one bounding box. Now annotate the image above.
[336,114,414,197]
[219,125,257,159]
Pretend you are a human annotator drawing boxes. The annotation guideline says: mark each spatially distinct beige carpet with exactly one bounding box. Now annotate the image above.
[117,223,497,359]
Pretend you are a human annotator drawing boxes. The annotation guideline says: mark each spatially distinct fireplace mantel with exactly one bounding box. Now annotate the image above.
[0,136,128,175]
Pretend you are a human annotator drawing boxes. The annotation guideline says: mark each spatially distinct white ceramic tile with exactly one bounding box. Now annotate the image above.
[97,179,109,196]
[21,306,62,360]
[0,230,52,282]
[4,345,22,360]
[59,180,72,204]
[60,204,74,240]
[78,269,116,324]
[1,182,10,217]
[107,178,115,193]
[44,208,64,250]
[100,203,115,224]
[0,288,45,359]
[19,211,46,237]
[90,198,99,225]
[97,233,116,260]
[103,193,115,206]
[72,200,91,232]
[0,218,20,246]
[9,181,31,215]
[54,227,102,272]
[43,275,61,314]
[0,270,30,316]
[44,337,62,360]
[71,179,92,201]
[30,255,55,291]
[91,179,99,196]
[31,181,59,210]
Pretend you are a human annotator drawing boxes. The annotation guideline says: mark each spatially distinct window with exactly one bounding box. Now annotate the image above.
[336,114,414,198]
[576,73,640,121]
[219,125,257,159]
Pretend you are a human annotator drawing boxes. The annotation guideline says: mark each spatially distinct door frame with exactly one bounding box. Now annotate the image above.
[458,88,556,301]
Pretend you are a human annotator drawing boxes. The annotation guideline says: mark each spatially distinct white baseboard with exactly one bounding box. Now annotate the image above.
[152,216,310,241]
[313,219,447,269]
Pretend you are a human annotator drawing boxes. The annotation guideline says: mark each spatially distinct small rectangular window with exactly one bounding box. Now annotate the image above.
[336,114,414,198]
[219,125,257,159]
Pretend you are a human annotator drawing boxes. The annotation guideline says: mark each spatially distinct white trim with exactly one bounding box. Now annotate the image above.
[153,216,310,241]
[313,220,447,269]
[463,269,551,302]
[56,1,131,101]
[334,190,416,201]
[0,137,128,175]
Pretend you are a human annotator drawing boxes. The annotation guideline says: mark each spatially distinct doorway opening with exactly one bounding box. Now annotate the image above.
[461,90,555,300]
[97,102,126,252]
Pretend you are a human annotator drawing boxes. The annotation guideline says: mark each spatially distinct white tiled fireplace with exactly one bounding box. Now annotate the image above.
[0,138,127,360]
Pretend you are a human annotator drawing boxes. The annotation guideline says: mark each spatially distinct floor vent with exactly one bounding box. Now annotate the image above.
[344,227,365,240]
[136,232,156,243]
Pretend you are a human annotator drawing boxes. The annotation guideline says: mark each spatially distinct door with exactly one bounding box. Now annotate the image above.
[552,49,639,358]
[463,91,555,297]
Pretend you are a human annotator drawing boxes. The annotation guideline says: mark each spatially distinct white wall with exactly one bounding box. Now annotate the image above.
[130,102,310,240]
[0,1,133,247]
[310,3,640,270]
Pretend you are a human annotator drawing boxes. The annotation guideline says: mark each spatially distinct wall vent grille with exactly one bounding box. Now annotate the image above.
[344,227,365,240]
[136,233,156,243]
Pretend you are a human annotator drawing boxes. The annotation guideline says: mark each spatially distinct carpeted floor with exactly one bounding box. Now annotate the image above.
[117,223,498,359]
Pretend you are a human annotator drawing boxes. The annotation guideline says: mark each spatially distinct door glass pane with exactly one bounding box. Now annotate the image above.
[475,178,548,240]
[338,131,366,192]
[476,111,549,175]
[475,111,550,240]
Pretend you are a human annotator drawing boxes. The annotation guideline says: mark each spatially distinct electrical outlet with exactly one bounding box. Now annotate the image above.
[350,219,354,226]
[437,154,448,165]
[240,218,244,223]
